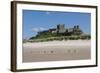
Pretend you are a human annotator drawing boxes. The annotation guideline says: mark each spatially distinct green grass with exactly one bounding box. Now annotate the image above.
[28,34,91,42]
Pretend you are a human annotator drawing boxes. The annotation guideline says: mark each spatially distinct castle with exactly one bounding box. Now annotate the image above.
[37,24,83,36]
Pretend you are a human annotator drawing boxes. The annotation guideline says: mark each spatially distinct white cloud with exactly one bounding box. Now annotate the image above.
[32,28,39,32]
[46,11,51,15]
[32,27,47,32]
[39,27,46,31]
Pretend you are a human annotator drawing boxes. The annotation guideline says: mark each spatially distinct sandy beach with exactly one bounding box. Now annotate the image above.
[23,40,91,62]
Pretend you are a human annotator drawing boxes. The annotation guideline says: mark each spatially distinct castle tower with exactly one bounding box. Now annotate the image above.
[57,24,66,33]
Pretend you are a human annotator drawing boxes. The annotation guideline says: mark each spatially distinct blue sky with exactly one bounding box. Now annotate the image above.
[23,10,91,39]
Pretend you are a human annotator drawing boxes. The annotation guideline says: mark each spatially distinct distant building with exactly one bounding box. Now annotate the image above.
[37,24,83,36]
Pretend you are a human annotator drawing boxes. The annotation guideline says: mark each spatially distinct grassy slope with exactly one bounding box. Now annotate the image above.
[28,33,90,42]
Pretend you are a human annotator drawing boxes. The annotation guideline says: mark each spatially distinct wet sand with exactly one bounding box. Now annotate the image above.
[23,40,91,62]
